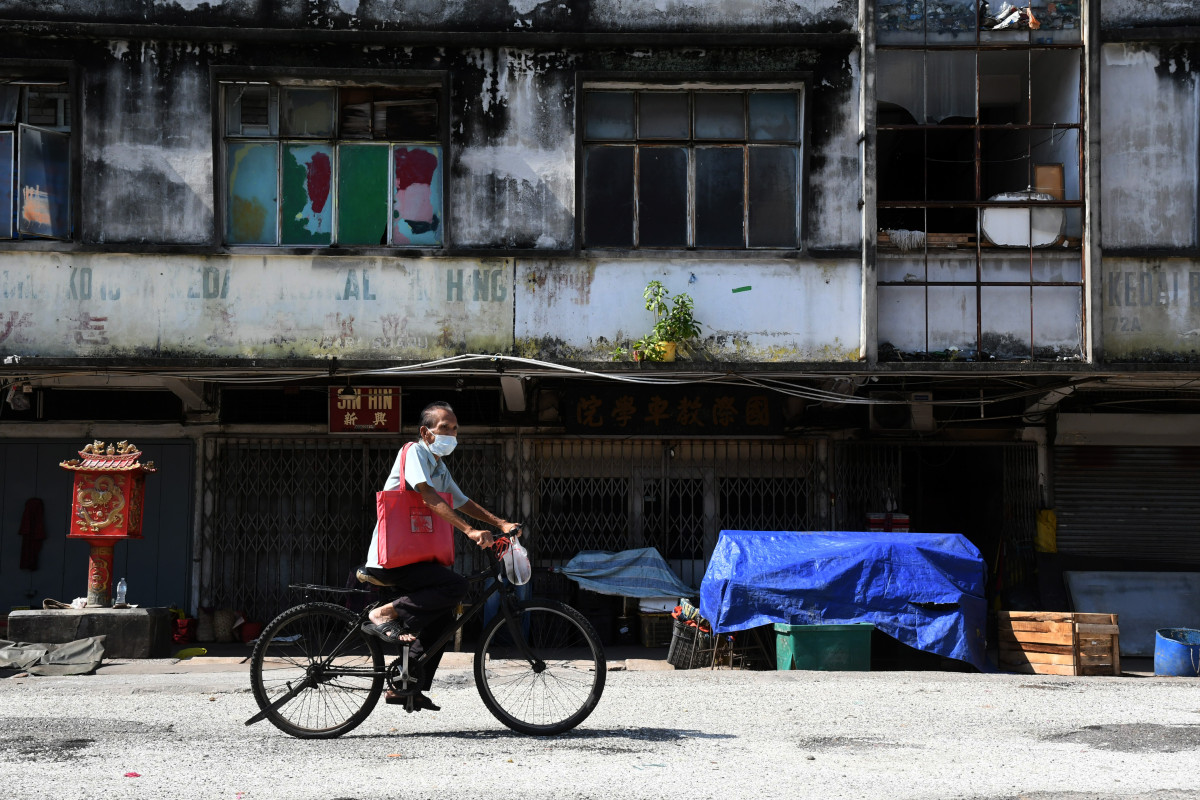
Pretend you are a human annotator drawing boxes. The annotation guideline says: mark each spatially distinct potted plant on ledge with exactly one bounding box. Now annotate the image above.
[641,279,703,362]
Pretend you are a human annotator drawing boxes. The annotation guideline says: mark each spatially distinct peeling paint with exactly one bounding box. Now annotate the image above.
[514,259,861,363]
[0,253,513,359]
[1101,44,1200,249]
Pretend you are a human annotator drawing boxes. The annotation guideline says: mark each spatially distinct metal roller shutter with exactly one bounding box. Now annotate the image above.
[1054,446,1200,565]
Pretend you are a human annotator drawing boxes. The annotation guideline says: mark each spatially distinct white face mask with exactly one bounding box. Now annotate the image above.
[427,434,457,457]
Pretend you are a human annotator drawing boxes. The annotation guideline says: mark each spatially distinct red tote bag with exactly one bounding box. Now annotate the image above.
[376,442,456,568]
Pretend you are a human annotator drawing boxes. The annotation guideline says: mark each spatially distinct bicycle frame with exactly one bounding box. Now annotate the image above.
[301,550,536,686]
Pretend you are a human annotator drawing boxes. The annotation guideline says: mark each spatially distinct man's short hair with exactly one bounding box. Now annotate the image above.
[420,401,455,430]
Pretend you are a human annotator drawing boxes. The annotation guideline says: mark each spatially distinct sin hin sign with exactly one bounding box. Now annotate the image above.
[329,387,400,434]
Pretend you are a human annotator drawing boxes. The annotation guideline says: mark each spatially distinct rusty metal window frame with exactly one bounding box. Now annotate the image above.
[875,42,1086,362]
[578,77,808,252]
[214,70,448,250]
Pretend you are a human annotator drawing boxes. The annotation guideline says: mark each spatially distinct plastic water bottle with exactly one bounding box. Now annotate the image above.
[115,578,127,606]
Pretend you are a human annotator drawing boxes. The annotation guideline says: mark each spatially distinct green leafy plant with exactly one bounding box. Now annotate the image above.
[611,280,704,361]
[644,279,703,349]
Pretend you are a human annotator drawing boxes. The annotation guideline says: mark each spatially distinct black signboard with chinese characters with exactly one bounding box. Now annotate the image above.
[329,387,401,434]
[563,387,782,436]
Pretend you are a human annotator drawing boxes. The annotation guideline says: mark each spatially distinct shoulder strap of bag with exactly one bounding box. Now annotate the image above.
[400,441,416,492]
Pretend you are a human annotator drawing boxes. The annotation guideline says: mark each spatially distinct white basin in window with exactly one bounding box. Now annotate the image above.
[980,189,1065,248]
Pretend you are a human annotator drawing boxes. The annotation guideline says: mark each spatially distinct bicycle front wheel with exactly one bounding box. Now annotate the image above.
[249,602,384,739]
[474,599,606,735]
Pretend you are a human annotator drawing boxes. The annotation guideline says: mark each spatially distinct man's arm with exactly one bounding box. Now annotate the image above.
[459,499,520,536]
[417,484,495,548]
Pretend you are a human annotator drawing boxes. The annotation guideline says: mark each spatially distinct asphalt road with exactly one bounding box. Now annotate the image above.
[2,659,1199,800]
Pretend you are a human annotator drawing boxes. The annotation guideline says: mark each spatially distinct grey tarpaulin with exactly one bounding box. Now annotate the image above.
[559,548,696,598]
[0,636,106,676]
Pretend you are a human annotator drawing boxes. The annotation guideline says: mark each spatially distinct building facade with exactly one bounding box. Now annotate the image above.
[0,0,1198,633]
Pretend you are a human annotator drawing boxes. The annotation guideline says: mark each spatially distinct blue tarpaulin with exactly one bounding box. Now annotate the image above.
[700,530,989,671]
[560,547,697,599]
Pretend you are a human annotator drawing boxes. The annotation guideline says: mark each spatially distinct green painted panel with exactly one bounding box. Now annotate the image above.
[337,144,389,246]
[281,143,333,245]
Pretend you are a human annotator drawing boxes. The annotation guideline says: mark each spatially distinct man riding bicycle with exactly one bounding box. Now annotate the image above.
[357,401,521,711]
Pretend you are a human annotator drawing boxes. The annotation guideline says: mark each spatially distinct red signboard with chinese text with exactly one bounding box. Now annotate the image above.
[329,388,401,434]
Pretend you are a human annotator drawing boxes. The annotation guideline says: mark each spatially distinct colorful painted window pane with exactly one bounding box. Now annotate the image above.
[391,145,442,246]
[17,125,70,238]
[226,141,278,244]
[337,143,389,246]
[281,143,333,245]
[0,132,12,238]
[281,88,335,137]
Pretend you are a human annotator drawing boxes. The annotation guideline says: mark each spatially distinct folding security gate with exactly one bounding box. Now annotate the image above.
[199,435,830,622]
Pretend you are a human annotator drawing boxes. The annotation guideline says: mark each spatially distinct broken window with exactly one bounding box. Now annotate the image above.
[581,85,804,250]
[1,76,72,241]
[221,80,443,247]
[875,17,1084,361]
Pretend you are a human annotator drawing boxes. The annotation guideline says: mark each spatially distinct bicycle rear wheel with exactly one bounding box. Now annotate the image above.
[249,602,384,739]
[474,599,606,735]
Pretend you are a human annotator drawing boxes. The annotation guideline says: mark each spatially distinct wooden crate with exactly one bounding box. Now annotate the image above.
[997,611,1120,676]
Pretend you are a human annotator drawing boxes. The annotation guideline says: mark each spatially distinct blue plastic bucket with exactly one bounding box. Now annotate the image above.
[1154,628,1200,677]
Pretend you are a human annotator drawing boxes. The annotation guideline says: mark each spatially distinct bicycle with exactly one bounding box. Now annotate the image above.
[243,535,606,739]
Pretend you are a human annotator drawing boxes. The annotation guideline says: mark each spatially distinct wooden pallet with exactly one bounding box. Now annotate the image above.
[997,611,1120,676]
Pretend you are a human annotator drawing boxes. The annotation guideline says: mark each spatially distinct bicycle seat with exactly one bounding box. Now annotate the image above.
[355,565,404,587]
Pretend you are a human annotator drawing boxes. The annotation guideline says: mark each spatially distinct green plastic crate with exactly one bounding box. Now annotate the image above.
[774,623,873,671]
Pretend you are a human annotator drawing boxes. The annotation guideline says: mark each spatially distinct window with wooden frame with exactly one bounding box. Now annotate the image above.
[0,75,72,241]
[581,84,804,250]
[875,5,1085,362]
[220,79,444,247]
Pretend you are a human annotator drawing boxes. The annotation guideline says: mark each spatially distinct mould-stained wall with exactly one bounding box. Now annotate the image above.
[1100,44,1199,250]
[585,0,855,32]
[514,259,862,361]
[806,50,862,250]
[83,41,215,244]
[0,0,855,33]
[453,48,577,249]
[1101,0,1200,29]
[0,253,513,359]
[1102,258,1200,361]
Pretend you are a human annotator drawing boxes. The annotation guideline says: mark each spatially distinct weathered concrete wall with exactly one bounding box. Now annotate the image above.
[514,259,862,361]
[452,48,577,249]
[1101,258,1200,361]
[0,0,856,32]
[1100,44,1199,250]
[0,253,513,359]
[1101,0,1200,29]
[82,41,215,244]
[807,49,862,250]
[585,0,855,32]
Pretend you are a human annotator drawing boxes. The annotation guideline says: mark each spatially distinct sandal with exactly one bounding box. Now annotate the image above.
[385,690,440,712]
[361,619,417,644]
